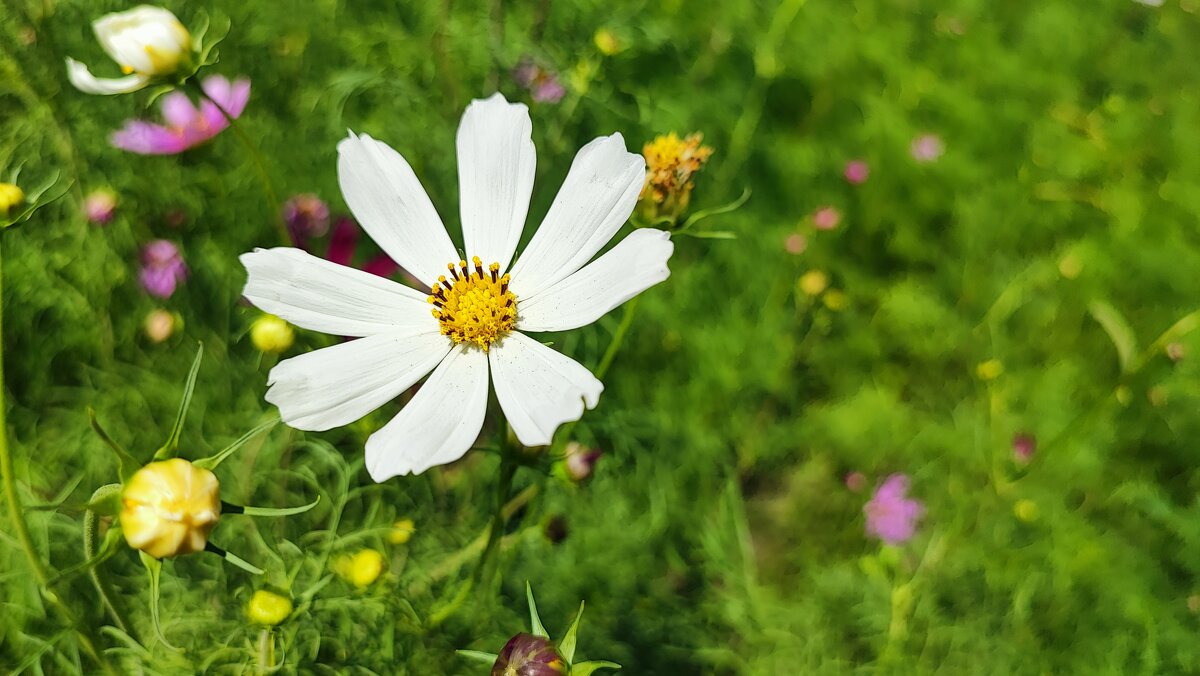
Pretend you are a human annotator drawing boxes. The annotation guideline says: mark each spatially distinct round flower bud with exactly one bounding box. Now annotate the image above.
[563,442,602,482]
[0,183,24,215]
[247,590,293,626]
[94,6,192,77]
[144,309,177,343]
[389,518,415,545]
[120,458,221,559]
[83,189,118,225]
[250,315,294,353]
[798,270,828,297]
[336,549,385,588]
[490,634,568,676]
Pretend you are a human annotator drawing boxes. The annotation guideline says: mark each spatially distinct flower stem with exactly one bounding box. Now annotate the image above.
[0,237,113,673]
[256,628,273,675]
[473,452,517,586]
[188,81,288,246]
[84,485,131,634]
[594,295,640,381]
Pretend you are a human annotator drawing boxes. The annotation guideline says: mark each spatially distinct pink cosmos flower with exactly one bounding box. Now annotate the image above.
[910,134,945,163]
[513,58,566,104]
[864,474,924,544]
[83,189,117,224]
[139,240,187,298]
[812,205,842,231]
[111,75,251,155]
[844,159,869,185]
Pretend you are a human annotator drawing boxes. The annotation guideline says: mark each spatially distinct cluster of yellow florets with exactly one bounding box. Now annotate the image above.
[428,256,517,351]
[640,132,714,211]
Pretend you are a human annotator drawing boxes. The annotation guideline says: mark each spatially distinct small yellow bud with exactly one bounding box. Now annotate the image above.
[144,309,177,343]
[822,289,848,311]
[798,270,829,297]
[975,359,1003,381]
[389,518,415,545]
[247,590,293,626]
[1058,253,1083,279]
[0,183,24,214]
[593,29,621,56]
[336,549,385,588]
[250,314,294,353]
[1014,499,1039,523]
[121,458,221,559]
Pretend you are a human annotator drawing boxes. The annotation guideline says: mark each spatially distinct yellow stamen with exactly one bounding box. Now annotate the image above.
[428,259,517,351]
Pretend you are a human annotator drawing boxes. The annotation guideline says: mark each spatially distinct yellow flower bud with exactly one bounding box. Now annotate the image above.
[247,590,293,626]
[638,132,714,223]
[336,549,385,588]
[144,309,177,343]
[593,29,621,56]
[121,458,221,559]
[822,289,848,311]
[389,518,415,545]
[798,270,829,297]
[975,359,1003,381]
[250,314,294,353]
[1014,499,1039,523]
[0,183,24,214]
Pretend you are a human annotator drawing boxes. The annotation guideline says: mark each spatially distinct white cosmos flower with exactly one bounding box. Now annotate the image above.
[66,6,192,95]
[240,93,673,481]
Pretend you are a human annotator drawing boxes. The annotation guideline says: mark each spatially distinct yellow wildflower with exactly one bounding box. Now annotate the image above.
[639,132,714,221]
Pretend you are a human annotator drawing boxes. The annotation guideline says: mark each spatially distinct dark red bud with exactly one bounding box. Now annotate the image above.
[491,633,567,676]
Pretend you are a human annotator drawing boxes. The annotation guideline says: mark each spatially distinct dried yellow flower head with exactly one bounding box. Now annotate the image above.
[250,314,295,353]
[639,132,714,220]
[0,183,24,215]
[247,590,294,626]
[121,458,221,559]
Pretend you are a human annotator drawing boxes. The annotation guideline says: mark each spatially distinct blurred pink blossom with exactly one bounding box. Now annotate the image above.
[83,189,117,225]
[845,471,867,493]
[111,75,251,155]
[812,205,842,231]
[513,58,566,103]
[910,134,945,163]
[327,216,400,279]
[283,193,331,248]
[784,233,807,255]
[139,240,187,298]
[864,474,924,544]
[844,160,869,185]
[1012,433,1036,463]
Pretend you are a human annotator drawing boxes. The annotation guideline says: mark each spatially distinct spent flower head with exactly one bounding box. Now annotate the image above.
[121,458,221,559]
[240,93,672,480]
[639,132,714,223]
[864,474,924,545]
[66,6,193,95]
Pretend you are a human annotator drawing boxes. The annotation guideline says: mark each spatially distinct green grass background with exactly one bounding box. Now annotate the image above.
[3,0,1200,673]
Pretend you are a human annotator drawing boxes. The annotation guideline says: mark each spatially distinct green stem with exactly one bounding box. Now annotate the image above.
[84,486,130,634]
[256,628,273,675]
[473,455,517,586]
[594,296,640,380]
[0,238,113,672]
[189,82,287,246]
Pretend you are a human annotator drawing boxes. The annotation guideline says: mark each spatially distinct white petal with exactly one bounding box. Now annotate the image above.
[94,6,190,75]
[337,132,458,287]
[65,58,150,95]
[241,247,435,337]
[365,346,489,480]
[457,93,536,273]
[489,332,603,447]
[266,330,449,431]
[518,229,673,332]
[507,133,645,298]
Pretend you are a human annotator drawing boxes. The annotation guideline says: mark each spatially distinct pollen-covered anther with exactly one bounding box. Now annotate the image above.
[427,259,517,351]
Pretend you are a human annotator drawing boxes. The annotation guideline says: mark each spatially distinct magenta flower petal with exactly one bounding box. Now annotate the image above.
[160,91,200,129]
[139,240,187,298]
[864,474,924,544]
[326,217,359,267]
[362,254,399,279]
[111,121,190,155]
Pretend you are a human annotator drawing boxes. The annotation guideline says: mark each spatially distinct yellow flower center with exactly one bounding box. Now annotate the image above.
[428,256,517,351]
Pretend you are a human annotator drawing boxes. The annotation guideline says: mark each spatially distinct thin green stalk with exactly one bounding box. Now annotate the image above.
[594,296,640,380]
[473,455,517,586]
[188,81,288,245]
[256,628,273,675]
[84,486,130,634]
[0,237,114,673]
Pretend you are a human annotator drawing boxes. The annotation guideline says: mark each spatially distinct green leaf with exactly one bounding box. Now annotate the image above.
[570,660,622,675]
[89,408,139,482]
[194,417,279,470]
[155,343,204,460]
[558,601,585,663]
[139,551,178,650]
[455,650,499,664]
[527,581,549,638]
[1088,300,1138,374]
[205,542,265,575]
[677,187,751,232]
[1,170,73,230]
[678,230,737,240]
[226,495,320,517]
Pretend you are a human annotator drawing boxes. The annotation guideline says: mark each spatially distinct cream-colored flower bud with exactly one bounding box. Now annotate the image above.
[66,6,192,95]
[121,458,221,559]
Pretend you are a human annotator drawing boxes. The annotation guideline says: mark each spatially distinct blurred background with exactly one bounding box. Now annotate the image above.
[3,0,1200,673]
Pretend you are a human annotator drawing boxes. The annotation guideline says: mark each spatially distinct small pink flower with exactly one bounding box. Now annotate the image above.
[513,58,566,104]
[910,134,945,163]
[1012,433,1036,463]
[845,471,867,493]
[83,189,117,225]
[283,193,331,248]
[139,240,187,298]
[812,205,841,231]
[111,76,251,155]
[784,233,807,255]
[864,474,924,544]
[844,160,869,185]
